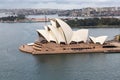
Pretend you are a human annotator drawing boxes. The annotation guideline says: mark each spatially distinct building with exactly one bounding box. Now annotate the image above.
[89,36,108,44]
[19,18,120,54]
[37,18,107,45]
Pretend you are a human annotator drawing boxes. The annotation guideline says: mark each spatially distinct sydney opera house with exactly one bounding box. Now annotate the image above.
[36,18,107,45]
[19,18,120,54]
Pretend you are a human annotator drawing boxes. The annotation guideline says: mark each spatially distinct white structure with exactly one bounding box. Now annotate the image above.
[37,18,107,45]
[55,18,73,44]
[70,29,88,43]
[47,25,66,44]
[89,36,108,44]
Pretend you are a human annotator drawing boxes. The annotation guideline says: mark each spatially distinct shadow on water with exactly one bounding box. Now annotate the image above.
[32,53,107,66]
[32,54,70,64]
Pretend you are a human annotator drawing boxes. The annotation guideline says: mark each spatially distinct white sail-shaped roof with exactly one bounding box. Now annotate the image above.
[89,36,96,43]
[37,18,91,44]
[70,29,88,43]
[47,25,66,44]
[96,36,108,44]
[50,20,66,43]
[47,30,57,43]
[37,30,49,41]
[55,18,73,44]
[89,36,108,44]
[77,29,88,42]
[70,31,78,42]
[37,29,57,43]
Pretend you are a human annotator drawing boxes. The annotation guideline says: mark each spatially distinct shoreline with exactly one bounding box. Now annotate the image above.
[0,17,120,28]
[0,21,119,28]
[72,25,120,28]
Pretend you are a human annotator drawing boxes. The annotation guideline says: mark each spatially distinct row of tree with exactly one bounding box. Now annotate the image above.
[0,15,26,21]
[66,18,120,27]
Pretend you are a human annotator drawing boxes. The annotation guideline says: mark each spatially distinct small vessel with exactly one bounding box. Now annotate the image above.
[19,18,120,54]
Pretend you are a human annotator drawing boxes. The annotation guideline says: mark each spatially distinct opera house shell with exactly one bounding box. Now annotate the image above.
[37,18,107,45]
[19,18,120,54]
[37,18,73,44]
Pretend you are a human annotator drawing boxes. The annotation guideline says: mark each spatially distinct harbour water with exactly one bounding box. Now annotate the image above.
[0,22,120,80]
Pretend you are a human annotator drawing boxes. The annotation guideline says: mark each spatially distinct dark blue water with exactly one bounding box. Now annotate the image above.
[0,23,120,80]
